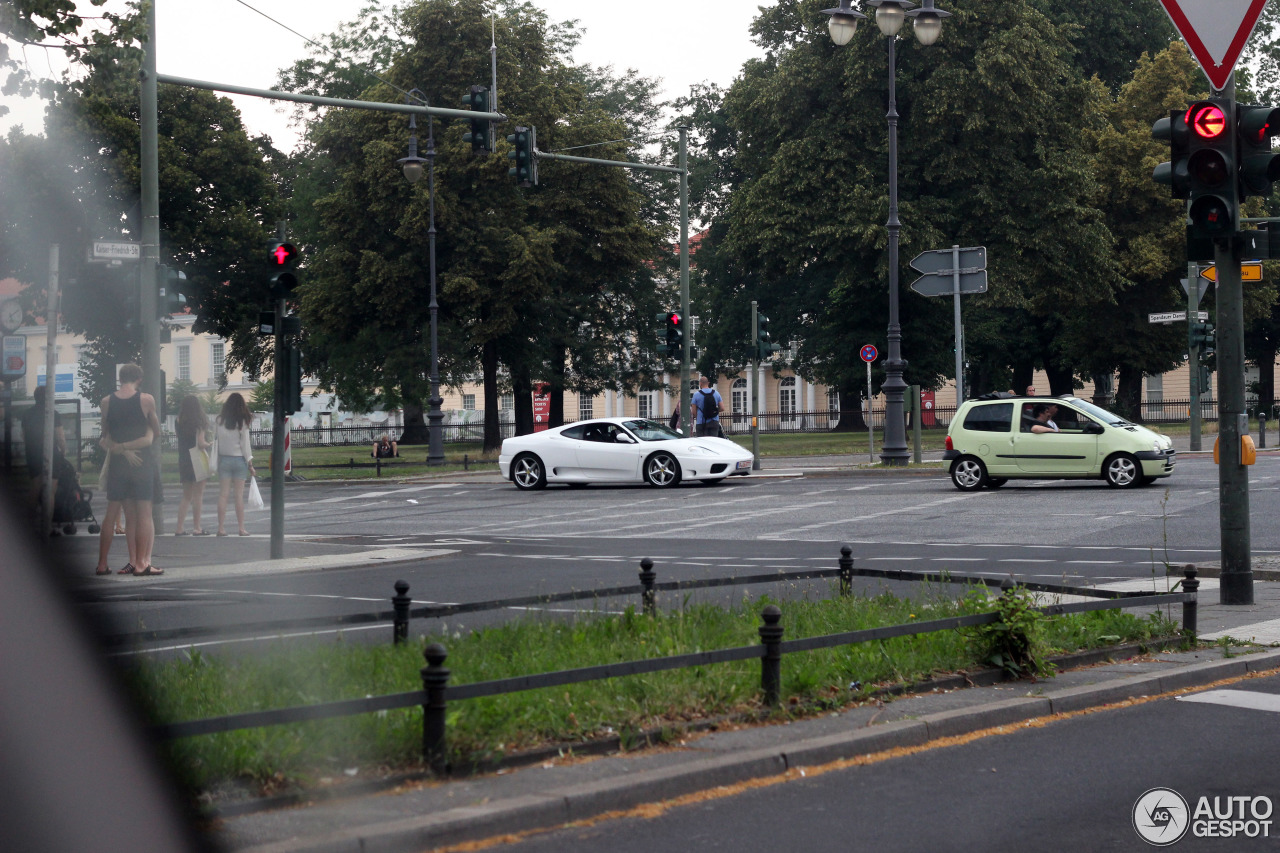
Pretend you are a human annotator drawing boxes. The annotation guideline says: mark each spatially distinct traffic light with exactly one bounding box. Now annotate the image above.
[157,265,188,316]
[1191,320,1216,356]
[1184,100,1237,240]
[1198,363,1213,395]
[666,311,683,354]
[756,313,780,360]
[1236,104,1280,199]
[507,126,538,187]
[655,311,673,356]
[461,85,492,155]
[269,240,300,298]
[1152,108,1192,199]
[281,345,303,414]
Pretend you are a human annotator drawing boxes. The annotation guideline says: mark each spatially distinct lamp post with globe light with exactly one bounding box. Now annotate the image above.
[823,0,950,465]
[398,89,446,466]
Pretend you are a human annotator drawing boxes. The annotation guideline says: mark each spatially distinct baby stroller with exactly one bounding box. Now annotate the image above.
[49,455,100,536]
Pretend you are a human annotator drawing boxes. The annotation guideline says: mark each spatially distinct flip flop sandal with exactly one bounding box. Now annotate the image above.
[193,530,213,536]
[175,531,189,536]
[94,566,112,576]
[134,566,164,576]
[117,563,136,575]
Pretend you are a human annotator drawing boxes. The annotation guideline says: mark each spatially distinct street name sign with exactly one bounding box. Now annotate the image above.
[91,241,140,260]
[1157,0,1269,91]
[909,246,986,275]
[910,270,987,297]
[1148,311,1209,324]
[1199,263,1264,283]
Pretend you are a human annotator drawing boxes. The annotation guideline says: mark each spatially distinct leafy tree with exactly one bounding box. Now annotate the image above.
[251,379,275,412]
[291,0,660,451]
[168,378,199,413]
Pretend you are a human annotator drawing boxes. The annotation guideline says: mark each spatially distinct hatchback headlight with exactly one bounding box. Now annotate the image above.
[1152,441,1162,454]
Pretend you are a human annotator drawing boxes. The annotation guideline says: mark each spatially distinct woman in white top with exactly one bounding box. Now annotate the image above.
[215,392,255,536]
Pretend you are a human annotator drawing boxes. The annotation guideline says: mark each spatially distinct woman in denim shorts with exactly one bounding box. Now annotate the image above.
[214,393,256,536]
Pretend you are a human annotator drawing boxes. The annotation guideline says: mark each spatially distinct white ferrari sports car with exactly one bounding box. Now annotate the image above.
[498,417,754,489]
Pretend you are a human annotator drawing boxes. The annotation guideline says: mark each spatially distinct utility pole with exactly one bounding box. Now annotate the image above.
[141,0,163,532]
[678,125,691,428]
[270,221,288,559]
[751,301,760,470]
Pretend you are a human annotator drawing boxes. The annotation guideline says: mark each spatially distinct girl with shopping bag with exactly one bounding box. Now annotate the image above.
[214,393,255,536]
[175,396,213,535]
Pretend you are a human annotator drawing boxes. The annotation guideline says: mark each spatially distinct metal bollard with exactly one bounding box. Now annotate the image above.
[839,545,854,597]
[421,643,451,774]
[1181,565,1199,640]
[759,605,784,708]
[392,580,411,645]
[638,558,657,616]
[464,454,469,471]
[376,457,382,477]
[1261,414,1268,449]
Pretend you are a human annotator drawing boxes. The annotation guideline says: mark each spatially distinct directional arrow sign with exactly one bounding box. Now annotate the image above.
[1199,263,1263,283]
[909,246,986,275]
[910,270,988,297]
[1158,0,1269,91]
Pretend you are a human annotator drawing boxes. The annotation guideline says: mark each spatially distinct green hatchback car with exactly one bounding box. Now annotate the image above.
[943,395,1176,491]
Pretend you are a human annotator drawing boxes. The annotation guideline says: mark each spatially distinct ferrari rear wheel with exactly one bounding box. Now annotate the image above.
[511,453,547,490]
[644,452,681,488]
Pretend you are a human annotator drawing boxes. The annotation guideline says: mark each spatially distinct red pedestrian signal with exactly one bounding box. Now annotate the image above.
[271,242,299,267]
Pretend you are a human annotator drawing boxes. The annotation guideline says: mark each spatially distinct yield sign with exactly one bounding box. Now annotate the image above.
[1158,0,1269,91]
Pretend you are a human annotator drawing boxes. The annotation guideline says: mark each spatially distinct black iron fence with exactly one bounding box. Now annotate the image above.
[144,547,1199,775]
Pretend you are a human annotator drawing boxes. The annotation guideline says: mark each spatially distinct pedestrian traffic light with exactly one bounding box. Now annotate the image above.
[756,313,780,360]
[461,85,492,155]
[655,311,674,356]
[1236,104,1280,199]
[507,126,538,187]
[269,240,299,298]
[1152,108,1192,199]
[1184,100,1237,240]
[1198,363,1213,394]
[157,265,188,316]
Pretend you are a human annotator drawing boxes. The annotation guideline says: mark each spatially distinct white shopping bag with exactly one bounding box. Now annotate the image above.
[247,475,264,510]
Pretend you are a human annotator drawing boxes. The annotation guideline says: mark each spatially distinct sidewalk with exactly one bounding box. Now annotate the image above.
[212,579,1280,853]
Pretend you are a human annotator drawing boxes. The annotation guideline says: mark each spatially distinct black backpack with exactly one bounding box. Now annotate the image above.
[699,389,719,420]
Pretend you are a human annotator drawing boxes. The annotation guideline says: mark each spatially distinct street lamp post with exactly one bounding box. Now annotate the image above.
[824,0,950,465]
[399,90,446,466]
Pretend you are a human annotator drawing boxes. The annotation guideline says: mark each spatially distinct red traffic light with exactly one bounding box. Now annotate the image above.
[271,242,299,267]
[1187,102,1226,140]
[669,312,682,326]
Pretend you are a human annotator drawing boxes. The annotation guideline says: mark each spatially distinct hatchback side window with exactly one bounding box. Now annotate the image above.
[963,403,1013,433]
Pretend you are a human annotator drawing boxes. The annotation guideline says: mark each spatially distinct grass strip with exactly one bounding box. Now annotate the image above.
[126,585,1178,793]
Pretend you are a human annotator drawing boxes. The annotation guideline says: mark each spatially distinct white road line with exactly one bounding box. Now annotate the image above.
[1065,560,1123,564]
[997,559,1055,563]
[932,557,985,562]
[311,484,462,504]
[866,557,921,561]
[760,493,988,536]
[1177,690,1280,714]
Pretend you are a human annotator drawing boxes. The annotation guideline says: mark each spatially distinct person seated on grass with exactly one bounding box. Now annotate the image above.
[373,434,399,459]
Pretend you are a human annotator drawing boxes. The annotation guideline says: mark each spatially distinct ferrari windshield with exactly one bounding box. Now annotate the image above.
[622,419,682,441]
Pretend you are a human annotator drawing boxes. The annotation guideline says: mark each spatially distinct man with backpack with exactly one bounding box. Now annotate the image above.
[691,376,724,438]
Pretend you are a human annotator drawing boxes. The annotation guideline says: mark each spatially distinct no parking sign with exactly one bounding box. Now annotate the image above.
[860,344,878,363]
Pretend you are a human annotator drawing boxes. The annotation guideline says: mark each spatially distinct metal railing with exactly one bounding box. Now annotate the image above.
[145,548,1199,776]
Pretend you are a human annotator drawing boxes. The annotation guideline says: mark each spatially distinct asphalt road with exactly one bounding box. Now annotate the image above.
[72,455,1280,654]
[502,671,1280,853]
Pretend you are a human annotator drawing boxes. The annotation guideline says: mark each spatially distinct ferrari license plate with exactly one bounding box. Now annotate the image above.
[736,460,751,470]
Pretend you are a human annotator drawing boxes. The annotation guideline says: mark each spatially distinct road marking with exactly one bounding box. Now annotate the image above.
[866,556,921,562]
[932,557,985,562]
[997,559,1054,563]
[1065,560,1123,564]
[311,484,462,504]
[1177,690,1280,714]
[759,493,988,536]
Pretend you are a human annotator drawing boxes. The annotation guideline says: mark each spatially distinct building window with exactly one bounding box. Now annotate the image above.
[1145,374,1163,404]
[209,342,225,386]
[827,388,840,413]
[638,392,654,419]
[463,394,476,411]
[578,395,594,421]
[779,377,796,416]
[500,392,514,411]
[177,345,190,382]
[731,378,748,415]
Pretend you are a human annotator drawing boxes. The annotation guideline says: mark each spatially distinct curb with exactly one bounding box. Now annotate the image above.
[229,648,1280,853]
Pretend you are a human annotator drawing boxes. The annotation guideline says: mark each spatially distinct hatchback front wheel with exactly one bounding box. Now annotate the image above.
[1104,453,1141,488]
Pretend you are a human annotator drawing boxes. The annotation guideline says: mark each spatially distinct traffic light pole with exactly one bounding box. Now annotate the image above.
[270,222,288,560]
[1216,236,1252,603]
[1188,261,1202,453]
[141,0,163,532]
[751,301,760,470]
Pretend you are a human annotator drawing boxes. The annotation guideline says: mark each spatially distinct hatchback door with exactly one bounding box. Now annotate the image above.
[1011,404,1099,475]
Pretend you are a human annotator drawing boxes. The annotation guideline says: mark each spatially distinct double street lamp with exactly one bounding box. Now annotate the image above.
[398,89,446,466]
[822,0,950,465]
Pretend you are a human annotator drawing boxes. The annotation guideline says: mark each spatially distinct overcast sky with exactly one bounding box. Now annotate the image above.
[4,1,768,150]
